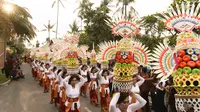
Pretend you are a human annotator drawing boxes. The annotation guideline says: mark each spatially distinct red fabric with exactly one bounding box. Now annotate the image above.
[68,109,79,112]
[33,69,37,78]
[50,86,54,101]
[31,68,34,77]
[65,97,79,112]
[100,92,110,110]
[81,82,88,93]
[59,97,65,112]
[54,83,59,98]
[43,74,50,92]
[66,107,79,112]
[89,88,98,104]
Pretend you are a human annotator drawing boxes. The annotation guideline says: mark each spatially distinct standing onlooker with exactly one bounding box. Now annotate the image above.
[166,76,177,112]
[140,66,157,112]
[155,80,167,112]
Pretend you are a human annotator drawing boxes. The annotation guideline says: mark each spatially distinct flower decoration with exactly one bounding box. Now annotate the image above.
[195,49,200,54]
[186,32,191,37]
[120,52,128,60]
[187,48,194,55]
[191,54,198,61]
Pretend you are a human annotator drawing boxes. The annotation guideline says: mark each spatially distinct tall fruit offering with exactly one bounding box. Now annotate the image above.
[154,2,200,112]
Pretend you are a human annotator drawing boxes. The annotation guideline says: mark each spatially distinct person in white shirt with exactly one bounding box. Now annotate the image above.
[53,69,62,107]
[131,75,145,94]
[129,75,145,112]
[98,69,114,111]
[36,61,41,80]
[55,67,68,112]
[43,63,51,93]
[79,64,89,97]
[88,66,100,105]
[48,66,57,104]
[31,60,37,78]
[38,62,45,86]
[62,74,87,112]
[109,92,146,112]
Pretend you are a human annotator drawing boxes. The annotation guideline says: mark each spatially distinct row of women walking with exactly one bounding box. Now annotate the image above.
[31,59,148,112]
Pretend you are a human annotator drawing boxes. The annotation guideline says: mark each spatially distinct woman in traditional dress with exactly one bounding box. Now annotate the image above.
[88,66,100,105]
[48,66,57,104]
[43,63,51,93]
[109,92,146,112]
[131,75,145,112]
[79,64,89,97]
[62,74,87,112]
[36,61,41,80]
[38,62,45,86]
[55,67,68,112]
[131,75,144,94]
[31,59,36,78]
[54,69,62,107]
[98,69,114,111]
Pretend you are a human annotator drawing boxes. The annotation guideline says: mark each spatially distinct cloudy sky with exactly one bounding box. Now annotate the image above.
[11,0,172,46]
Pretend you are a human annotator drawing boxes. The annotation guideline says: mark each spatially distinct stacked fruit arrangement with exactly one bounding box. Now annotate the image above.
[66,51,79,68]
[90,50,97,65]
[113,51,137,81]
[173,32,200,96]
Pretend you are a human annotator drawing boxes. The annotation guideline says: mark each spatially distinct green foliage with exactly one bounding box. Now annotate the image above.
[7,38,27,56]
[78,1,121,50]
[0,0,36,41]
[139,13,167,38]
[76,0,199,52]
[68,20,80,34]
[0,70,10,84]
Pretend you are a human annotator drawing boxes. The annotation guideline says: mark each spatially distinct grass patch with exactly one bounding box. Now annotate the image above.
[0,70,10,84]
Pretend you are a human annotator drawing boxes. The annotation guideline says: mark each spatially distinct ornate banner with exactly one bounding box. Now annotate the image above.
[0,38,5,69]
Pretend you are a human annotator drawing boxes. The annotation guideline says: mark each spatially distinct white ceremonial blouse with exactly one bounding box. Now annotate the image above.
[55,72,66,94]
[131,75,145,93]
[48,71,56,85]
[109,93,146,112]
[98,70,114,93]
[79,66,89,81]
[98,70,114,85]
[63,75,87,110]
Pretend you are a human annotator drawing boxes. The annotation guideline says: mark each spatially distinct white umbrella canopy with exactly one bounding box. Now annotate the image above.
[38,43,51,53]
[51,44,88,61]
[30,47,39,57]
[49,38,67,52]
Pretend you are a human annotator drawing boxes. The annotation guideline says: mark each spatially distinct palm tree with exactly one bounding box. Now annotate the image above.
[74,0,93,30]
[41,20,56,42]
[68,20,80,34]
[52,0,65,38]
[114,0,138,19]
[0,0,36,41]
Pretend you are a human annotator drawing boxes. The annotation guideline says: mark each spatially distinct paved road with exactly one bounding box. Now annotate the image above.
[0,63,99,112]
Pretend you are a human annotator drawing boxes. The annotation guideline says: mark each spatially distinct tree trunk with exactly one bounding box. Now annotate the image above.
[55,1,59,38]
[125,5,127,20]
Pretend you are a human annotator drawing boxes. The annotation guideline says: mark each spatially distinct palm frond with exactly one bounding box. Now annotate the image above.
[52,1,56,8]
[52,30,56,33]
[50,24,55,29]
[44,25,48,28]
[59,0,65,8]
[41,29,47,31]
